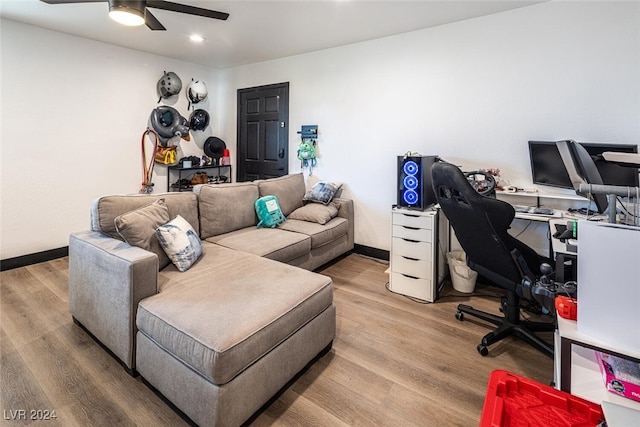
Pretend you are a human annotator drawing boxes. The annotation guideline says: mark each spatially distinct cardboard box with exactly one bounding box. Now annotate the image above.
[596,352,640,403]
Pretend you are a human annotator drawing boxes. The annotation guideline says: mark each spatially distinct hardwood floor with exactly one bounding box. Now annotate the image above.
[1,254,554,426]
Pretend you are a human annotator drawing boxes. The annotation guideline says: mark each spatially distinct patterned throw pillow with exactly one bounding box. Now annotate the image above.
[303,181,342,205]
[156,215,203,272]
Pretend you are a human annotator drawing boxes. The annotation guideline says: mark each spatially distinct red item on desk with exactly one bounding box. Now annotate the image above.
[556,296,578,320]
[480,370,604,427]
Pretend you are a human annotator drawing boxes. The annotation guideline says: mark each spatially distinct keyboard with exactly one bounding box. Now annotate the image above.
[513,205,555,215]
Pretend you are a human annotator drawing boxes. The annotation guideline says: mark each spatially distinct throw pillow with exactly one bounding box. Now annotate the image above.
[303,181,343,205]
[156,215,203,272]
[255,195,286,228]
[288,202,338,225]
[114,199,171,269]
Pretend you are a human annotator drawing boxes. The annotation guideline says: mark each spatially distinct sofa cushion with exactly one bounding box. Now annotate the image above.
[114,199,171,269]
[137,243,333,385]
[197,182,259,239]
[92,192,199,239]
[257,173,305,216]
[156,215,203,272]
[288,202,338,225]
[278,217,349,249]
[206,227,310,263]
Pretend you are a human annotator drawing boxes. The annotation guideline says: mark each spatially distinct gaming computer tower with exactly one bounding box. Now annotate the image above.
[397,155,439,211]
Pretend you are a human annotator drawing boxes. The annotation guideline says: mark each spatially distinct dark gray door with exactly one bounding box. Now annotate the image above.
[237,82,289,181]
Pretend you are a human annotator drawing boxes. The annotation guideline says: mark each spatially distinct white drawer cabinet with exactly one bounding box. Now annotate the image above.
[389,207,448,302]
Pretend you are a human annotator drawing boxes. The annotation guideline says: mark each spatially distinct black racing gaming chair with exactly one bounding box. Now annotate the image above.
[431,161,555,357]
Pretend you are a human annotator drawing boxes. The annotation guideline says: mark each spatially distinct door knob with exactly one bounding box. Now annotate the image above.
[279,148,285,158]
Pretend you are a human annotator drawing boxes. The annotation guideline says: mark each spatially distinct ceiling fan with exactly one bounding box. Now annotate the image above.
[39,0,229,31]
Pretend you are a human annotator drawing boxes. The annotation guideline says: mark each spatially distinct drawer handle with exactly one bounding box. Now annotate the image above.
[401,273,419,280]
[402,225,420,231]
[401,238,420,243]
[402,213,420,218]
[402,256,419,261]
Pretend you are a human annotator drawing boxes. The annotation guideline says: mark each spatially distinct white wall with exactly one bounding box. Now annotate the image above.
[217,1,640,251]
[0,19,218,259]
[1,1,639,259]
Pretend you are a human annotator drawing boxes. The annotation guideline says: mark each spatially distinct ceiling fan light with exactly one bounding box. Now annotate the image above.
[109,0,145,27]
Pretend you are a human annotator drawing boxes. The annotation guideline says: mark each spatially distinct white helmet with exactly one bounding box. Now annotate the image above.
[187,79,208,107]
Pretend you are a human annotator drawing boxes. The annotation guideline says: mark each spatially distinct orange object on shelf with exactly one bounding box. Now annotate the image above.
[480,370,604,427]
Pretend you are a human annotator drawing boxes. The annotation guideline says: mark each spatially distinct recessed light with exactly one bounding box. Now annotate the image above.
[190,34,205,43]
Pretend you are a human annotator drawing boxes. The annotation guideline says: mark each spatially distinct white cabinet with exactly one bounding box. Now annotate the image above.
[555,316,640,412]
[389,207,448,302]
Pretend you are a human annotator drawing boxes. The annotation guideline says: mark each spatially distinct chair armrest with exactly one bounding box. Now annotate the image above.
[69,230,159,371]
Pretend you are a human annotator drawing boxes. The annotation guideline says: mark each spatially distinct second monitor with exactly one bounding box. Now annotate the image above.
[529,140,639,190]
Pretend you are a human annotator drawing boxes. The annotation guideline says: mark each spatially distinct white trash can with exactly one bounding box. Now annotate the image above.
[447,251,478,293]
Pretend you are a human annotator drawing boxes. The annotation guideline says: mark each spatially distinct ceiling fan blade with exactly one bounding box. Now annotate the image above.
[146,0,229,21]
[39,0,106,4]
[144,9,166,31]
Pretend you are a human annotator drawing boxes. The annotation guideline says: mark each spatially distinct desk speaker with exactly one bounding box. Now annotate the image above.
[397,155,439,210]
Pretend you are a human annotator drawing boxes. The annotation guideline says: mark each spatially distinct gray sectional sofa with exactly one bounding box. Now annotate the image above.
[68,173,353,426]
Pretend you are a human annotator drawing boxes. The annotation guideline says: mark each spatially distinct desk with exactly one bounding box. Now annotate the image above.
[508,212,563,259]
[497,189,588,209]
[508,212,574,268]
[498,190,601,260]
[512,212,600,281]
[555,316,640,412]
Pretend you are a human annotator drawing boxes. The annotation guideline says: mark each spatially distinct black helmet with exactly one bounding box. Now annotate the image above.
[157,71,182,101]
[189,109,210,131]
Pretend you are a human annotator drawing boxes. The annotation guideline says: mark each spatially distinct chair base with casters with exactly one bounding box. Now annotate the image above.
[455,291,555,357]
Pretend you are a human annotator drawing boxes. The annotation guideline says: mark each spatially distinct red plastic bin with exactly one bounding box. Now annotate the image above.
[480,370,605,427]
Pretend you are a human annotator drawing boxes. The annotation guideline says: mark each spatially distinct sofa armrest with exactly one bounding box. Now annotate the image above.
[332,198,354,250]
[69,230,159,372]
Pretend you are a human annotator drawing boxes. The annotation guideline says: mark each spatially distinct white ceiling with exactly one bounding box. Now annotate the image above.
[1,0,545,69]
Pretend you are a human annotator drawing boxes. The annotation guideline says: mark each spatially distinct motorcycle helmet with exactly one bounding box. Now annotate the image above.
[157,71,182,101]
[187,79,208,105]
[189,109,210,131]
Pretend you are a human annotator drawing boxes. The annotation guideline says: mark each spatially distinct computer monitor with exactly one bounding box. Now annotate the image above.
[528,141,573,189]
[580,142,639,188]
[529,140,639,189]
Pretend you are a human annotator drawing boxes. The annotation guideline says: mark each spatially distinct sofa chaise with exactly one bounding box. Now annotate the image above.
[68,173,353,426]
